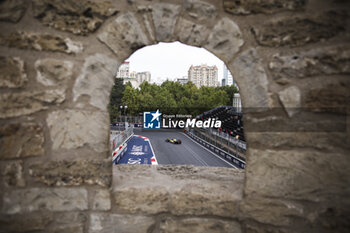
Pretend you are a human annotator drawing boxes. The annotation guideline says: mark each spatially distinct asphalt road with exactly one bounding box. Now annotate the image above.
[134,128,235,168]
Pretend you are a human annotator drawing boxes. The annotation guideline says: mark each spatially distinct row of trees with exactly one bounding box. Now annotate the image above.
[109,78,238,122]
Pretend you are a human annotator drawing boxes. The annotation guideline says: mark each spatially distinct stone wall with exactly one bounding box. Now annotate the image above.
[0,0,349,232]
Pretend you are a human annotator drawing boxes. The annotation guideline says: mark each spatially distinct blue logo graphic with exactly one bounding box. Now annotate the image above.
[143,110,161,129]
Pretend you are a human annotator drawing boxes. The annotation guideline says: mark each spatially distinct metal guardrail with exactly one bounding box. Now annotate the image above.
[186,130,246,169]
[110,126,134,151]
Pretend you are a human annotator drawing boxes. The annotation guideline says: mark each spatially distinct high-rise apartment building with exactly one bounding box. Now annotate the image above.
[223,64,236,86]
[116,62,130,79]
[116,62,151,88]
[188,64,218,88]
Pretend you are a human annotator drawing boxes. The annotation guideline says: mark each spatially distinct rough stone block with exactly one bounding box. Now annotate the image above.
[252,11,347,47]
[0,31,83,54]
[0,0,27,22]
[35,58,74,86]
[269,45,350,81]
[2,188,88,214]
[278,86,301,117]
[176,18,209,47]
[246,132,350,151]
[159,217,242,233]
[183,0,216,21]
[89,213,155,233]
[170,183,240,218]
[0,56,27,88]
[305,81,350,113]
[92,189,111,210]
[205,17,244,62]
[47,109,109,152]
[0,89,65,119]
[33,0,118,35]
[112,165,244,216]
[244,149,350,202]
[73,54,117,111]
[152,3,181,42]
[0,123,44,159]
[98,13,149,61]
[2,160,25,187]
[28,159,112,187]
[0,212,86,233]
[113,186,169,214]
[240,196,305,226]
[229,48,269,108]
[224,0,305,15]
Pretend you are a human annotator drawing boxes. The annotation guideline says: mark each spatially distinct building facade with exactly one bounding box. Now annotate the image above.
[116,62,151,88]
[223,64,236,86]
[188,64,218,88]
[233,93,242,112]
[176,77,188,85]
[116,62,130,79]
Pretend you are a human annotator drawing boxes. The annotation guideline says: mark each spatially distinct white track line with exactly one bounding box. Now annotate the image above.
[147,137,158,165]
[183,143,208,166]
[182,133,238,169]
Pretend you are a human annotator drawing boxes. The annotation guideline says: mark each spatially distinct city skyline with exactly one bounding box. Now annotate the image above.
[126,41,225,84]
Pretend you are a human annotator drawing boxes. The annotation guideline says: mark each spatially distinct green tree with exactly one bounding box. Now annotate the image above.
[109,78,125,122]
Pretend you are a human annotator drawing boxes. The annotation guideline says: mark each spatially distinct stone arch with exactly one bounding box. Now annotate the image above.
[0,0,349,232]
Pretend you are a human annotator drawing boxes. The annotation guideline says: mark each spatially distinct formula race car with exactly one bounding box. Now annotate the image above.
[165,138,182,144]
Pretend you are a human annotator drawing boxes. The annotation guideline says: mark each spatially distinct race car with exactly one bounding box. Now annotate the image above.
[165,138,182,144]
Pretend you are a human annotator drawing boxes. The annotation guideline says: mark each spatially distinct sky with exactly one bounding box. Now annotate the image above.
[126,41,225,84]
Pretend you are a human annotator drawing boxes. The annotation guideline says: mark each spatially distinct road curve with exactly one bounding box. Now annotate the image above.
[134,128,235,168]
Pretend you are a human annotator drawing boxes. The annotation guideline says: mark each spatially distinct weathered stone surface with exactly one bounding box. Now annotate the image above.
[270,45,350,81]
[159,217,242,233]
[176,19,209,47]
[89,213,155,233]
[278,86,301,117]
[0,214,52,233]
[229,48,269,108]
[0,123,44,159]
[205,17,244,62]
[170,183,240,218]
[2,188,88,214]
[73,54,117,111]
[28,159,111,187]
[0,0,26,22]
[183,0,216,21]
[33,0,118,35]
[46,109,109,152]
[113,186,169,214]
[35,58,73,86]
[0,56,27,88]
[113,165,244,216]
[2,161,25,187]
[0,89,65,119]
[152,3,181,42]
[0,31,83,54]
[252,11,347,47]
[224,0,305,15]
[136,5,156,42]
[92,189,111,210]
[98,13,149,61]
[244,149,350,202]
[305,81,350,113]
[246,132,350,151]
[0,212,86,233]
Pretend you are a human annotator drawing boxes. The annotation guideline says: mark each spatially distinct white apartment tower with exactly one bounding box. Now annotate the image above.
[116,62,130,79]
[223,64,235,86]
[188,64,218,88]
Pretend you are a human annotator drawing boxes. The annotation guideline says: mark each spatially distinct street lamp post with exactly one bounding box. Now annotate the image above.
[119,105,128,130]
[235,135,239,157]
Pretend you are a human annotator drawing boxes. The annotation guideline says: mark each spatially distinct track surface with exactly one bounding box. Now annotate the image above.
[134,128,234,168]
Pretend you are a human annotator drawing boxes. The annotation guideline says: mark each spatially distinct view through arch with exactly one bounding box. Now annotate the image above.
[110,41,246,169]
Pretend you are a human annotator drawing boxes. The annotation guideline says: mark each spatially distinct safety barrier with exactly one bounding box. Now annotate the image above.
[186,131,246,169]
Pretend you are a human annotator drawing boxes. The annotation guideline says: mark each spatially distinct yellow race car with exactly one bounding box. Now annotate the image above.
[165,138,182,144]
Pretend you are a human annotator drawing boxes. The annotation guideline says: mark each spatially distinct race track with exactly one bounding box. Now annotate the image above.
[134,128,235,168]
